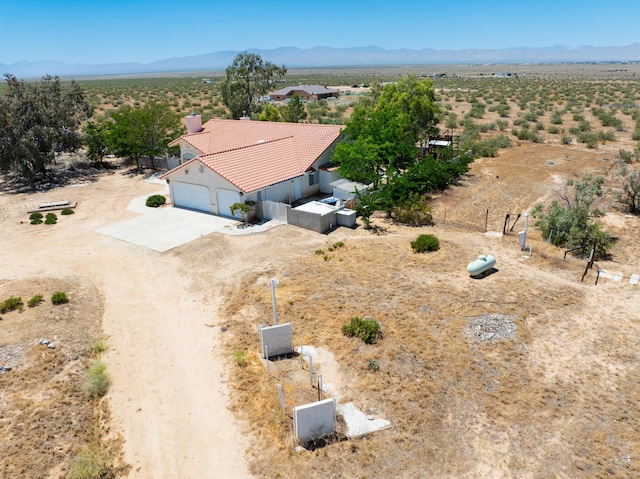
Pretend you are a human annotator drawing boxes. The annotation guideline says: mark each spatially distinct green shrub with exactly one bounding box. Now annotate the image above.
[392,193,433,226]
[44,213,57,224]
[146,194,166,208]
[233,350,248,367]
[90,338,107,356]
[27,294,44,308]
[29,212,44,224]
[368,359,380,372]
[84,361,110,398]
[315,249,325,255]
[68,446,113,479]
[332,241,345,249]
[411,234,440,253]
[61,208,75,215]
[342,316,381,344]
[51,291,69,305]
[0,296,23,314]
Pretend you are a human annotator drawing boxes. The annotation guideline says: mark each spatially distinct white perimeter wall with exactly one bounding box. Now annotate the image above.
[293,398,336,444]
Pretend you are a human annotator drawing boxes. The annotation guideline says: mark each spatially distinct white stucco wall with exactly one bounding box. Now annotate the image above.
[166,160,241,215]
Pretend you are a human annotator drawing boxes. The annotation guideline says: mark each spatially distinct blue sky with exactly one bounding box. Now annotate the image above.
[2,0,639,64]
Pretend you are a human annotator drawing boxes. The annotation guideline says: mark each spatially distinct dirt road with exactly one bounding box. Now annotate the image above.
[0,170,278,478]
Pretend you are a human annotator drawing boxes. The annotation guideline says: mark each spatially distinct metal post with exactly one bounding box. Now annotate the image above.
[277,384,285,413]
[300,342,304,367]
[271,279,279,325]
[318,374,323,401]
[485,208,489,232]
[308,356,313,386]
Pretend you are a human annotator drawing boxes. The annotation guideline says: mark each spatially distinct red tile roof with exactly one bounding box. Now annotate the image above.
[165,119,343,192]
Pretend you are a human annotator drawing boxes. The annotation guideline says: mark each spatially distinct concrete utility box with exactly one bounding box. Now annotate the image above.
[293,398,336,443]
[336,209,356,227]
[259,323,293,358]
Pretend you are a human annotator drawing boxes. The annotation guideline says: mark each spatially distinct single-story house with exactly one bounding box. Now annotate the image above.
[161,115,344,219]
[269,85,340,102]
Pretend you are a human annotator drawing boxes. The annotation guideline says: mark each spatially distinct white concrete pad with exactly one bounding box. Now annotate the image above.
[97,205,236,252]
[630,274,639,285]
[336,402,391,437]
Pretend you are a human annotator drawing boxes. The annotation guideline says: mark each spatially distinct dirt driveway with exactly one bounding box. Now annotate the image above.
[0,170,326,478]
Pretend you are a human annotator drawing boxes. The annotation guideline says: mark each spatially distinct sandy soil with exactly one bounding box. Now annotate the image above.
[2,139,639,478]
[0,166,286,478]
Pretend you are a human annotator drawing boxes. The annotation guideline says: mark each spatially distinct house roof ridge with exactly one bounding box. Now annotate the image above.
[198,135,295,159]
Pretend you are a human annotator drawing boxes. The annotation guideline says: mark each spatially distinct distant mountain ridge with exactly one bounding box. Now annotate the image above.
[3,44,640,78]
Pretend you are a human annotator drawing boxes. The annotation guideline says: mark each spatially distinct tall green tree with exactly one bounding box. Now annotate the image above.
[281,94,307,123]
[220,52,286,119]
[377,74,440,151]
[105,102,180,170]
[83,121,109,163]
[0,74,92,178]
[332,92,419,187]
[258,104,281,122]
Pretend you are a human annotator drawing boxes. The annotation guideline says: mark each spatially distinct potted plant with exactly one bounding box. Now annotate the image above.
[229,200,256,225]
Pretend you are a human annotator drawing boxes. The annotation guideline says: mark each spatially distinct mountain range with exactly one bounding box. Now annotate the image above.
[3,44,640,78]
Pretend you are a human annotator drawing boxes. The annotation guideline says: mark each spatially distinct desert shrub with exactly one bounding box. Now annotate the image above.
[531,173,611,259]
[146,194,166,208]
[315,249,325,255]
[561,134,573,144]
[597,130,616,142]
[68,446,113,479]
[332,241,345,249]
[392,193,433,226]
[495,119,509,131]
[233,350,248,367]
[51,291,69,305]
[342,316,381,345]
[0,296,23,314]
[411,234,440,253]
[29,211,44,224]
[90,338,107,356]
[27,294,44,308]
[84,361,110,398]
[44,213,57,224]
[61,208,75,215]
[547,125,560,134]
[368,359,380,372]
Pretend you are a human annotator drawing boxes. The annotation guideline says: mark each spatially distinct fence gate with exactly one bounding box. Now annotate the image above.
[261,201,288,221]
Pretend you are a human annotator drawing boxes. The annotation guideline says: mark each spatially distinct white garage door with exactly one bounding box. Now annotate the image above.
[217,190,242,218]
[172,182,211,213]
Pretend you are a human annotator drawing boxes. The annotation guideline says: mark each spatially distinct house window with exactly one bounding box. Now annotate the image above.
[308,172,318,186]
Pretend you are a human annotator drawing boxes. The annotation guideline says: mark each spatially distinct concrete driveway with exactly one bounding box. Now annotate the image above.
[96,190,237,252]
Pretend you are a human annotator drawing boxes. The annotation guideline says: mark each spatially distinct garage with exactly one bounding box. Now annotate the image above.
[217,190,242,218]
[171,182,211,213]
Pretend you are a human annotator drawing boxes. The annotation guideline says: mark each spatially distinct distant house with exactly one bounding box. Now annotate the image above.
[161,115,345,219]
[269,85,340,102]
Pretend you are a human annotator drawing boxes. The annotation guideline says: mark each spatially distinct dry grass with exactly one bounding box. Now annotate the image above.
[0,277,126,478]
[222,146,640,478]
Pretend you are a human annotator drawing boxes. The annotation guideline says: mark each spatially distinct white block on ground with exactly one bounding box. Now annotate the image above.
[259,323,293,358]
[336,402,391,437]
[598,269,614,280]
[613,273,623,282]
[630,274,639,285]
[293,398,336,443]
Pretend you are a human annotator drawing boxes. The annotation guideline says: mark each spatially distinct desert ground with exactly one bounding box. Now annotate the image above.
[1,138,639,478]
